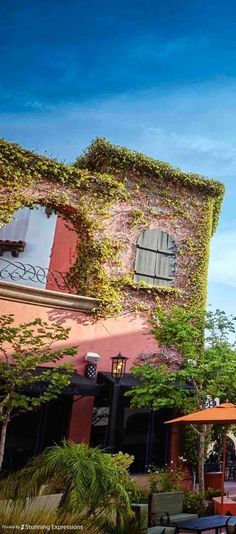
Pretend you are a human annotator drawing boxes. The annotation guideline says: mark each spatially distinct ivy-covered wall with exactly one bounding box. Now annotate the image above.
[0,137,224,317]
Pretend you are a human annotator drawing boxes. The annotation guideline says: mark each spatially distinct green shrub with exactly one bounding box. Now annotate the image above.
[205,487,222,499]
[133,488,149,503]
[183,488,223,517]
[183,491,206,516]
[147,464,183,493]
[112,451,139,500]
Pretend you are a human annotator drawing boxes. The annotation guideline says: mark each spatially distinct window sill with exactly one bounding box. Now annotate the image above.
[125,281,182,295]
[0,281,100,312]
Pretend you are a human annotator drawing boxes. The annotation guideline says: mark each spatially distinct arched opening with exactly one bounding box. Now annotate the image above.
[0,205,78,293]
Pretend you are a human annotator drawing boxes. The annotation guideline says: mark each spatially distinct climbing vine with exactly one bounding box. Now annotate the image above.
[0,137,224,317]
[77,137,224,234]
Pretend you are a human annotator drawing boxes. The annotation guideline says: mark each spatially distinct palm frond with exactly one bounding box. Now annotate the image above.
[0,506,104,534]
[0,441,138,527]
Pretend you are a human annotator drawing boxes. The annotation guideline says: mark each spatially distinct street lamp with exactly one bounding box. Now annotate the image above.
[111,353,128,382]
[108,353,129,451]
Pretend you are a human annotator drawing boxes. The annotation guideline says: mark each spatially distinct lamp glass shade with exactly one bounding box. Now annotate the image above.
[111,353,128,382]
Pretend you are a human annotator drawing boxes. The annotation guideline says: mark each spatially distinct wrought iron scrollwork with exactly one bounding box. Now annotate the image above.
[91,407,109,426]
[0,258,72,291]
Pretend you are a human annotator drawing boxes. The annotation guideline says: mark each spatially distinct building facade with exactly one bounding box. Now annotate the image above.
[0,137,224,473]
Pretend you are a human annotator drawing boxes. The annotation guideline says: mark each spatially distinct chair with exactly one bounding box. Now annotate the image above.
[149,491,198,533]
[131,503,166,534]
[226,517,236,534]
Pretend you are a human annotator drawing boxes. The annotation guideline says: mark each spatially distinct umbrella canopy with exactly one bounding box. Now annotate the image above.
[165,402,236,514]
[165,402,236,425]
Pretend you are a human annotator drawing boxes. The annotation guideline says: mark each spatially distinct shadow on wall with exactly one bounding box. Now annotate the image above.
[47,306,148,327]
[44,318,158,375]
[47,307,96,326]
[0,297,157,372]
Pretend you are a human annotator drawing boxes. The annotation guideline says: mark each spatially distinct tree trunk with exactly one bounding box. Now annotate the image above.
[198,429,206,492]
[0,418,9,471]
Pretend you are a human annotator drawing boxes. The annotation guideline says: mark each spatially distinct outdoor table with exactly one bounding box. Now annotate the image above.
[176,515,236,534]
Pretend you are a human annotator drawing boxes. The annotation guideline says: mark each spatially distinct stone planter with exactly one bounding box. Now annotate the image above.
[212,494,236,515]
[0,493,63,513]
[131,503,148,532]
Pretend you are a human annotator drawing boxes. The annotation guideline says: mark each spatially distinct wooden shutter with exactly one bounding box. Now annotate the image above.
[0,207,30,241]
[134,229,177,286]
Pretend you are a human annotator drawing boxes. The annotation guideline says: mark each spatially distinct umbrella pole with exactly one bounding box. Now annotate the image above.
[220,428,227,514]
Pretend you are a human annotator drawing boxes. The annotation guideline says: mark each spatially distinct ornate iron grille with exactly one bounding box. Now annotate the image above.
[91,407,109,426]
[0,258,73,291]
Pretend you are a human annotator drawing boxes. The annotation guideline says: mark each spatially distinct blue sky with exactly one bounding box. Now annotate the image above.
[1,0,236,316]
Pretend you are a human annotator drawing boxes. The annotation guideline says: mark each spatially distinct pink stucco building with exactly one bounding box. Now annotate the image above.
[0,137,224,473]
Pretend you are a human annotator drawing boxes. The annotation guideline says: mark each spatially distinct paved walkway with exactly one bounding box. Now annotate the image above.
[224,481,236,494]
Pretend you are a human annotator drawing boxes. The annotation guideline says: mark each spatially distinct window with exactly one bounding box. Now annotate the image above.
[134,228,177,286]
[0,206,58,288]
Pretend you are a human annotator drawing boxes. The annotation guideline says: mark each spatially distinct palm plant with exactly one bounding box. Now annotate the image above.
[0,507,105,534]
[0,441,138,527]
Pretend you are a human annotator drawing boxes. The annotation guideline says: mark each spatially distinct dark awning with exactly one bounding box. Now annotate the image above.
[63,372,101,396]
[21,367,102,397]
[97,371,140,391]
[96,371,192,393]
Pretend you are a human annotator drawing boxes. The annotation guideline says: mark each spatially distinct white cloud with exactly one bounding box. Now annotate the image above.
[144,127,236,159]
[2,79,236,176]
[208,228,236,288]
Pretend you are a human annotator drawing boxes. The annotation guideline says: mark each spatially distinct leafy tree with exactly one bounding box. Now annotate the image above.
[182,426,201,490]
[0,314,76,470]
[0,441,138,528]
[127,306,236,491]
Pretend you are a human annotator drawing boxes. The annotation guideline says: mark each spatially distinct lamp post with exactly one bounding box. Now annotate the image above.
[108,353,128,451]
[111,353,128,382]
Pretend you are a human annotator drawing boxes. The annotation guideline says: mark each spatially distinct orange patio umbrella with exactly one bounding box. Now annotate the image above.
[166,403,236,513]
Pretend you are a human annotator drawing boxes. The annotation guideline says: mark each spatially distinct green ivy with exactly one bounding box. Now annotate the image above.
[0,137,224,317]
[76,137,224,235]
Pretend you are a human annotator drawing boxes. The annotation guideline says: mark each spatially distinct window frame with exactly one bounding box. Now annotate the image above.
[134,229,177,286]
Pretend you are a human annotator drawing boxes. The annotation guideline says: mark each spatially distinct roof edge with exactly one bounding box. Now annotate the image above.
[0,137,225,235]
[76,138,225,235]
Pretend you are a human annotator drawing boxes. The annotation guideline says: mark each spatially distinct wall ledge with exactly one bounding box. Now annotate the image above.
[0,281,100,312]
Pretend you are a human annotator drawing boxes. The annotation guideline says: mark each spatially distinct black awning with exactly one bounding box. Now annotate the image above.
[97,371,140,391]
[63,372,101,396]
[22,367,101,397]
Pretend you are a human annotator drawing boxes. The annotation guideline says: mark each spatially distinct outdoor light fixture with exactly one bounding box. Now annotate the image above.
[45,206,53,219]
[111,353,128,382]
[84,353,101,381]
[85,362,97,381]
[85,352,101,363]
